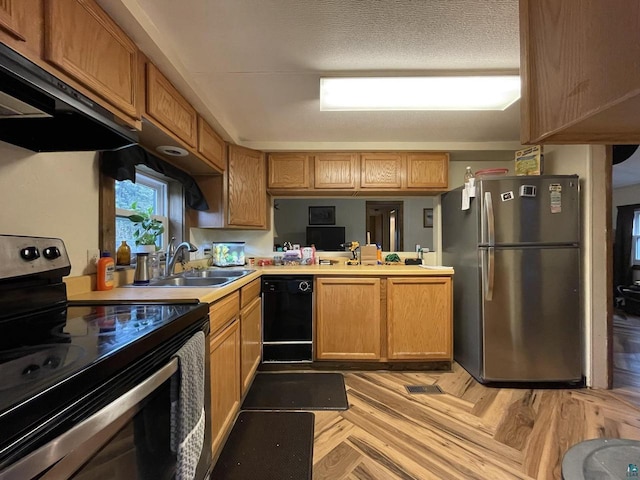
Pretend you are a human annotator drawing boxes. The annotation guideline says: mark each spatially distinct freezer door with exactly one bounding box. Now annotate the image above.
[481,246,582,382]
[479,176,580,245]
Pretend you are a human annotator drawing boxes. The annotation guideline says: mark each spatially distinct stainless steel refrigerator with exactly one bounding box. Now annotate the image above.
[441,175,582,384]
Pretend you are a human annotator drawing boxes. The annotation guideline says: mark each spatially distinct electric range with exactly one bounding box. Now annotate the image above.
[0,235,208,472]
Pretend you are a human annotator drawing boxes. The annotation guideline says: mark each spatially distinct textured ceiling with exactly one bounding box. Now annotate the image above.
[100,0,523,151]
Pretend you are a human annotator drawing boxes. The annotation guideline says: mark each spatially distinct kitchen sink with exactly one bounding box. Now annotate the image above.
[145,277,232,287]
[183,269,254,278]
[127,268,255,288]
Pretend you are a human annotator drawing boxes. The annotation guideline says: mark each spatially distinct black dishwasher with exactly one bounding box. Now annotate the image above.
[262,276,313,362]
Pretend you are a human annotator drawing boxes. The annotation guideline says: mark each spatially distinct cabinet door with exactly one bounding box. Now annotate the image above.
[197,115,225,172]
[387,277,452,360]
[227,145,268,228]
[314,153,358,189]
[44,0,139,118]
[316,277,381,360]
[360,153,403,189]
[146,62,197,147]
[240,296,261,395]
[406,153,448,189]
[268,153,310,189]
[520,0,640,144]
[0,0,25,40]
[210,320,240,456]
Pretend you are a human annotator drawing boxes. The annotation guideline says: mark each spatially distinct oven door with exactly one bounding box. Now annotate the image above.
[0,353,211,480]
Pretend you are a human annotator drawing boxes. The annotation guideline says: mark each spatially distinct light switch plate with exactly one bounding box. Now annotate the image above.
[87,248,100,273]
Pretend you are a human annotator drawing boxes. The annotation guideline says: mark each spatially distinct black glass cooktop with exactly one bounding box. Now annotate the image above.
[0,302,207,454]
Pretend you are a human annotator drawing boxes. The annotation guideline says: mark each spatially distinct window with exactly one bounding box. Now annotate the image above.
[633,209,640,266]
[115,171,169,250]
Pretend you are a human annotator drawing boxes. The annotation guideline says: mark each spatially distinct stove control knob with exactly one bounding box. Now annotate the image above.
[20,246,40,261]
[43,356,61,369]
[43,246,61,260]
[298,281,311,292]
[22,364,40,377]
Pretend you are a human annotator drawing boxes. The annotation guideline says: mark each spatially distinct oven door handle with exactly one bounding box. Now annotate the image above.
[0,358,179,480]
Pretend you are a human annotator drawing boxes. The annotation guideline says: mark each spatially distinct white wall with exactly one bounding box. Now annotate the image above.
[448,159,516,189]
[543,144,609,389]
[0,143,100,277]
[612,183,640,228]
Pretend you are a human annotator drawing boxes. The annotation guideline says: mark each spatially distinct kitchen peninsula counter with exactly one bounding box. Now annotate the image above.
[67,264,454,303]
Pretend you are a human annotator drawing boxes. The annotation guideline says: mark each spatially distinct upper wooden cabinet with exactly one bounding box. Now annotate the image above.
[520,0,640,144]
[227,145,268,228]
[145,62,197,148]
[44,0,139,119]
[360,153,403,189]
[0,1,42,60]
[314,153,358,189]
[268,153,311,189]
[406,153,448,189]
[197,115,226,172]
[267,151,448,195]
[387,277,452,360]
[189,145,269,230]
[0,0,25,40]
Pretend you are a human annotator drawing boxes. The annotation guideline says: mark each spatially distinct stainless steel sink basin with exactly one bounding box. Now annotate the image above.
[146,277,232,287]
[183,269,254,278]
[126,268,255,288]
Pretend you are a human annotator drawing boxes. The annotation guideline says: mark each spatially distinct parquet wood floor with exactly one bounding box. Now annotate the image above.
[312,365,640,480]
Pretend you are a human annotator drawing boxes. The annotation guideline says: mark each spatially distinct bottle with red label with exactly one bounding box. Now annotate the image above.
[96,252,115,291]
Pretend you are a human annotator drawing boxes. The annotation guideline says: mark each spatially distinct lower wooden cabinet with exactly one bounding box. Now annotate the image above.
[315,276,452,362]
[240,296,261,394]
[315,277,381,360]
[387,277,452,360]
[209,319,240,456]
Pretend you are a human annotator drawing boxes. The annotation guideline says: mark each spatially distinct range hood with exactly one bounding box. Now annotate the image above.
[0,43,137,152]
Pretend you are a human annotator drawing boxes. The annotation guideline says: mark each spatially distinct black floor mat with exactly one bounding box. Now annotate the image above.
[211,411,314,480]
[241,372,349,411]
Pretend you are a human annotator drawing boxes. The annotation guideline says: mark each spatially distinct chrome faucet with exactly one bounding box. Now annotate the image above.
[165,237,198,276]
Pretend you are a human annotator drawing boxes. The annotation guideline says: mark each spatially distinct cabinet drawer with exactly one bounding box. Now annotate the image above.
[240,279,261,309]
[209,291,239,335]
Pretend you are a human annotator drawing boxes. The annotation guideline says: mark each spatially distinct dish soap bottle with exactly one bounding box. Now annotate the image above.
[97,252,115,291]
[116,240,131,266]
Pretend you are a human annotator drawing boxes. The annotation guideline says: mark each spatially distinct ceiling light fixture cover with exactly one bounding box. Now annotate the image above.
[320,76,521,111]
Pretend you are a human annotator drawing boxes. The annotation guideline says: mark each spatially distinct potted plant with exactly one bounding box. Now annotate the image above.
[127,202,164,253]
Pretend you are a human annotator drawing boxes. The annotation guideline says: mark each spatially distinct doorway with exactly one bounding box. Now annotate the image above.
[366,201,404,251]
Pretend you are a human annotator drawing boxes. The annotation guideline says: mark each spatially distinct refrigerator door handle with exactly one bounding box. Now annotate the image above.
[484,192,495,246]
[482,247,495,301]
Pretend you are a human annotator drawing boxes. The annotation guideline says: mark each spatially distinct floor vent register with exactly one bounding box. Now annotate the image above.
[405,385,443,395]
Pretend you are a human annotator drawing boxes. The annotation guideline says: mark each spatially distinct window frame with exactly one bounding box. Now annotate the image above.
[99,166,185,259]
[115,171,170,250]
[633,209,640,266]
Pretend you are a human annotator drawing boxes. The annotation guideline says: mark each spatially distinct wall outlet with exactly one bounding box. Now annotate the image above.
[87,248,100,273]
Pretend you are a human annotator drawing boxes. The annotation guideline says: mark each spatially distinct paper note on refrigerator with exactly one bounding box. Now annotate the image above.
[466,179,476,198]
[461,188,470,210]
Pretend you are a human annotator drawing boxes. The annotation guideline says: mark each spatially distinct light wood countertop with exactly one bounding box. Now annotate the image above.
[68,264,454,304]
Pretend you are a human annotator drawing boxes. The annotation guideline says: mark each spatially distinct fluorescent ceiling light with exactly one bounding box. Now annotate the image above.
[320,76,521,111]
